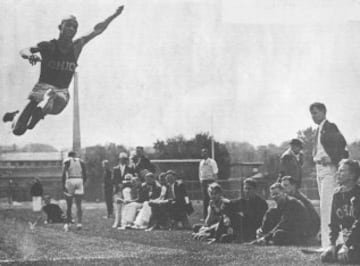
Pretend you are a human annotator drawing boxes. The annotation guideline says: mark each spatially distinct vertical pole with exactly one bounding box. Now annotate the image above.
[211,113,215,160]
[73,72,81,155]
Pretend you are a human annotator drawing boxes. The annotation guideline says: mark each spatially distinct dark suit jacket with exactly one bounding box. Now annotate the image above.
[278,148,302,186]
[319,120,348,165]
[167,181,188,205]
[166,181,193,217]
[112,165,134,193]
[134,156,156,174]
[138,182,162,203]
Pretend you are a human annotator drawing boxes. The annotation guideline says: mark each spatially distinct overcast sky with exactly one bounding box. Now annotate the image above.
[1,0,360,150]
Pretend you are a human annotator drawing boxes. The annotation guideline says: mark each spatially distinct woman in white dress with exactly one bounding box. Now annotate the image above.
[116,174,142,229]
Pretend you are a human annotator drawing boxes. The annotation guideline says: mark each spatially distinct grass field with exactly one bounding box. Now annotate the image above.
[0,202,346,266]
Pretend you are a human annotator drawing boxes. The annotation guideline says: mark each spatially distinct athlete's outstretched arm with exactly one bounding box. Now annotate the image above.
[19,47,41,65]
[80,5,124,45]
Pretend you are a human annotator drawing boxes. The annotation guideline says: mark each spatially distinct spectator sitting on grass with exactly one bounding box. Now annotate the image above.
[164,170,193,230]
[192,183,238,244]
[281,176,320,240]
[118,174,141,229]
[227,178,268,242]
[320,159,360,264]
[42,195,66,224]
[147,172,169,231]
[252,182,307,246]
[132,172,162,229]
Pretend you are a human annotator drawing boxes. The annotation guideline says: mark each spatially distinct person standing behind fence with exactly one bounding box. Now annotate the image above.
[30,178,43,212]
[277,138,303,188]
[199,148,218,220]
[7,179,16,208]
[310,102,348,249]
[102,160,113,219]
[133,146,156,176]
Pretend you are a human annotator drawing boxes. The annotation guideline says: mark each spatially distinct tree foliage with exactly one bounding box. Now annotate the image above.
[153,132,231,179]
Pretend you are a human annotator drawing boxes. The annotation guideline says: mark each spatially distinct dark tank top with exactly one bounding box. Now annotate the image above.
[38,39,77,88]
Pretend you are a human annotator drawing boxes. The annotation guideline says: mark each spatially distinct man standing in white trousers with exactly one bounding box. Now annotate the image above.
[310,102,348,249]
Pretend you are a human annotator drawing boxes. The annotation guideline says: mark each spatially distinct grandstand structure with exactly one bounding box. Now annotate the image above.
[0,152,64,201]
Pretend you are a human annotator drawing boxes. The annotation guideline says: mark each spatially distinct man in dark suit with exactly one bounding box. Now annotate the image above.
[165,170,192,229]
[133,146,156,177]
[310,102,348,248]
[112,152,134,228]
[277,138,303,188]
[112,152,134,193]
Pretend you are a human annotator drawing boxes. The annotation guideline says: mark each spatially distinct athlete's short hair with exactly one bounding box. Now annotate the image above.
[309,102,327,114]
[60,15,78,27]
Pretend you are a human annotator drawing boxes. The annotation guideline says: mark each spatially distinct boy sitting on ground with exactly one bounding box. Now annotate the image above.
[192,183,240,243]
[42,195,66,224]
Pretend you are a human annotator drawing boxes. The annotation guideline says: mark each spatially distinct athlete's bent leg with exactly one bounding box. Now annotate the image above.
[12,100,38,136]
[27,92,68,129]
[46,94,68,115]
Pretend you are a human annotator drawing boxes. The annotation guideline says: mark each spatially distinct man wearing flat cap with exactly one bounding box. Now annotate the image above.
[277,138,303,188]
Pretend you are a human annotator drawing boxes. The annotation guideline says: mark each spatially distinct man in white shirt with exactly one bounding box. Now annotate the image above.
[310,102,348,248]
[199,148,218,220]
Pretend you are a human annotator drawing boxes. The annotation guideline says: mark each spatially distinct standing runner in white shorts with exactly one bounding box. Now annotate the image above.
[62,151,87,231]
[3,5,124,136]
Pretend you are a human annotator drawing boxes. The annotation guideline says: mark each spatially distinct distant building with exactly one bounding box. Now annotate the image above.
[0,152,65,201]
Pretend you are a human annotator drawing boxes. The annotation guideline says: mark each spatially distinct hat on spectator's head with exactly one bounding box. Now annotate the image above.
[289,138,303,148]
[43,195,51,200]
[208,182,222,193]
[119,152,128,159]
[145,172,155,179]
[123,173,133,183]
[166,170,177,177]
